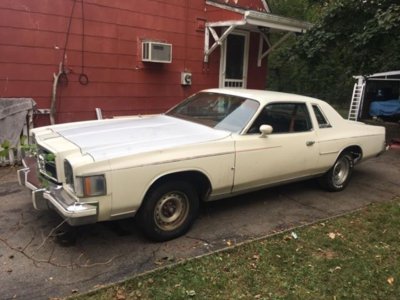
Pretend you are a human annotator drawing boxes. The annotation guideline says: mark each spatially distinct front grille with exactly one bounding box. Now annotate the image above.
[37,146,58,182]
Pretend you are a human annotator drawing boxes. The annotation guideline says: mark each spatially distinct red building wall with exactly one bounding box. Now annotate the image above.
[0,0,267,125]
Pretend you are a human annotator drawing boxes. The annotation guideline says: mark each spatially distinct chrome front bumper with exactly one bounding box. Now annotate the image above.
[17,157,98,226]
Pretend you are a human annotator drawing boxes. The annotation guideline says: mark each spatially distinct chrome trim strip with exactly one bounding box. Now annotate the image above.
[319,134,383,143]
[236,145,282,153]
[43,191,97,218]
[115,151,235,171]
[320,150,339,155]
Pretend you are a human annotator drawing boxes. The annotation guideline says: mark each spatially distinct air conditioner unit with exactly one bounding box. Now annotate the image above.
[142,41,172,63]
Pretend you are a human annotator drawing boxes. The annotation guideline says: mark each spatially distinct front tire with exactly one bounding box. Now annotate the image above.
[136,181,199,242]
[319,152,354,192]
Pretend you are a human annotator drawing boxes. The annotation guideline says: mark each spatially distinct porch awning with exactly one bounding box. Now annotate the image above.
[204,10,312,65]
[244,11,312,33]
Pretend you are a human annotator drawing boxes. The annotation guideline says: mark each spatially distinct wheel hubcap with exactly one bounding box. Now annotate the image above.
[154,192,189,231]
[332,157,350,186]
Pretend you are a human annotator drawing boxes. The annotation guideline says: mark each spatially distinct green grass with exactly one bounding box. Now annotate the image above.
[73,198,400,300]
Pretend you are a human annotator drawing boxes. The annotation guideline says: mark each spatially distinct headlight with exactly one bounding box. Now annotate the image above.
[64,160,74,186]
[75,175,106,197]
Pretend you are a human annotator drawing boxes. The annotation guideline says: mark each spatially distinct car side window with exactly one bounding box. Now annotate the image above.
[248,103,313,134]
[312,105,331,128]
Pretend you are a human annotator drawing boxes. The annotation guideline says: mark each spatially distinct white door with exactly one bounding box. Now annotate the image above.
[233,102,319,192]
[220,31,249,88]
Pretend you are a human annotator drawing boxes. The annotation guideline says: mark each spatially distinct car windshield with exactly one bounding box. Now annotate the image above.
[166,92,260,133]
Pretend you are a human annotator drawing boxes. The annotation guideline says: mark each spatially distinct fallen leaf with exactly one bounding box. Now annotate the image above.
[387,277,395,285]
[116,289,126,300]
[254,294,262,299]
[328,232,336,239]
[186,290,196,297]
[329,266,342,273]
[291,232,298,239]
[283,235,292,241]
[250,262,257,269]
[226,240,232,246]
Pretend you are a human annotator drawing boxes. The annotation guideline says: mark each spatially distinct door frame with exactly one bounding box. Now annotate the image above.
[219,30,250,88]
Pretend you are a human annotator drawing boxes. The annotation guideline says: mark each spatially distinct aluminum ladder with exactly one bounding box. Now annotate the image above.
[348,83,365,121]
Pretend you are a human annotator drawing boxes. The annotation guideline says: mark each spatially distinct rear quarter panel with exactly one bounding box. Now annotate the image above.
[316,121,385,170]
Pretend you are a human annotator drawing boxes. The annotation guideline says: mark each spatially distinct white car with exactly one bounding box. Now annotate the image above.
[18,89,386,241]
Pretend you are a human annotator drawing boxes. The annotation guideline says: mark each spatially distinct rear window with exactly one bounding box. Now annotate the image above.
[312,105,331,128]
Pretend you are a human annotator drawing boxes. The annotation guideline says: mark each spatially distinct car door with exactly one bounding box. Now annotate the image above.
[232,102,319,192]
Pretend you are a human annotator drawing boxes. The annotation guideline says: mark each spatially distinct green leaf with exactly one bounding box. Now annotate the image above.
[1,140,10,149]
[45,153,56,162]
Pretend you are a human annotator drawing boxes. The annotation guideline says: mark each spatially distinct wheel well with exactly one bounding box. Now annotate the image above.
[341,146,363,164]
[147,171,212,202]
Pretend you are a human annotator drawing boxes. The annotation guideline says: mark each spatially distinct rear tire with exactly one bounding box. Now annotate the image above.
[319,152,354,192]
[136,181,199,242]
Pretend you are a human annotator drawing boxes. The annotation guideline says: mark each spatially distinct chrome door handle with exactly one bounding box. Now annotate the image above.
[306,141,315,146]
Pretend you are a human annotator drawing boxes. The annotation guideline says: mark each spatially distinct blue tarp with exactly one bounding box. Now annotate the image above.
[369,99,400,117]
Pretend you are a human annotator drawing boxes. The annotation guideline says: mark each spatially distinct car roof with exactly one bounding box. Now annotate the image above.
[203,88,325,105]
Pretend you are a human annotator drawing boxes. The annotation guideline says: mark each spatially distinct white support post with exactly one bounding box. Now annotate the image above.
[204,25,237,62]
[257,32,292,66]
[204,27,210,62]
[209,27,219,44]
[95,108,103,120]
[258,34,263,67]
[257,30,271,67]
[203,21,244,63]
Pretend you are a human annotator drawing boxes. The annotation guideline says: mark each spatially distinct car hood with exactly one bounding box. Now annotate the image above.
[51,115,231,161]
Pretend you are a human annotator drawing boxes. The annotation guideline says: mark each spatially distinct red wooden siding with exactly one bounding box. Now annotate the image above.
[206,6,244,23]
[0,0,267,125]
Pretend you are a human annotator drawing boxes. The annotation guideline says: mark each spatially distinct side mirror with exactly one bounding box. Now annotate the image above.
[259,125,273,138]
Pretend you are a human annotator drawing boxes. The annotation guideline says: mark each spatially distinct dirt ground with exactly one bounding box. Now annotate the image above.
[1,150,400,300]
